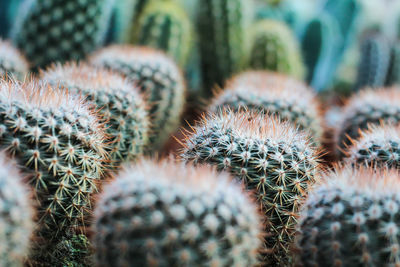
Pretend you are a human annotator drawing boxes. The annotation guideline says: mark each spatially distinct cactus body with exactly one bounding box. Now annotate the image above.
[90,45,186,150]
[105,0,137,43]
[93,159,263,266]
[41,63,149,167]
[12,0,115,70]
[386,42,400,86]
[181,110,320,265]
[0,40,29,80]
[0,79,106,266]
[297,167,400,266]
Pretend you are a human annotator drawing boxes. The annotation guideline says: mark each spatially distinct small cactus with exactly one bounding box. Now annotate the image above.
[93,159,263,266]
[41,63,149,167]
[296,167,400,266]
[0,152,34,267]
[90,45,186,151]
[181,109,320,265]
[0,39,29,80]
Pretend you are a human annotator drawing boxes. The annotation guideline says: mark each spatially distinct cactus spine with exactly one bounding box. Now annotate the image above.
[0,40,29,80]
[181,110,320,265]
[93,159,263,266]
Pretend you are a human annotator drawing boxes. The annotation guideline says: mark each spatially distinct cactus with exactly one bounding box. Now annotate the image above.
[296,167,400,266]
[105,0,137,43]
[0,79,107,266]
[12,0,115,70]
[90,45,186,151]
[181,109,320,265]
[210,71,322,143]
[0,152,34,267]
[41,63,149,167]
[247,20,305,79]
[0,0,24,38]
[0,40,29,80]
[386,41,400,86]
[93,159,263,266]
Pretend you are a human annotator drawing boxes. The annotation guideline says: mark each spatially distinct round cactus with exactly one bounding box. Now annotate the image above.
[41,63,149,167]
[296,167,400,266]
[0,79,107,266]
[181,109,320,265]
[89,45,186,151]
[93,159,263,266]
[0,152,34,267]
[210,71,322,143]
[0,39,29,80]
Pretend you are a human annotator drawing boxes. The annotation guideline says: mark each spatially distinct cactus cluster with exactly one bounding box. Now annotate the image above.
[93,159,263,266]
[0,40,29,80]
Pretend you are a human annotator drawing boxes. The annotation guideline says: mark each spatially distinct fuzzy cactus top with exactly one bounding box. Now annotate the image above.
[0,39,29,80]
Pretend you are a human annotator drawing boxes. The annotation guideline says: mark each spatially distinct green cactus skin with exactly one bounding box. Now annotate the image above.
[12,0,115,70]
[0,0,24,38]
[93,159,263,266]
[90,45,186,151]
[296,167,400,266]
[0,79,107,266]
[0,40,29,80]
[105,0,137,44]
[386,42,400,86]
[41,63,149,167]
[181,110,320,265]
[247,20,305,79]
[0,152,34,267]
[210,71,322,144]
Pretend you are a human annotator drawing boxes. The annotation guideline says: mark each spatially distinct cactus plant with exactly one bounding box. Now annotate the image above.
[93,159,263,266]
[0,0,24,38]
[0,39,29,80]
[105,0,137,43]
[0,79,107,266]
[210,71,322,143]
[181,109,320,265]
[386,41,400,86]
[12,0,115,70]
[41,63,149,167]
[247,20,305,79]
[89,45,186,151]
[0,152,34,267]
[296,167,400,266]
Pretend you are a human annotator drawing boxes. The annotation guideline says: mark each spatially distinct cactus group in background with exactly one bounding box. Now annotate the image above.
[12,0,115,70]
[386,41,400,86]
[247,20,305,79]
[90,45,186,150]
[93,159,263,266]
[297,167,400,266]
[210,71,322,143]
[181,110,320,265]
[41,63,149,167]
[0,40,29,80]
[0,152,34,267]
[0,79,106,266]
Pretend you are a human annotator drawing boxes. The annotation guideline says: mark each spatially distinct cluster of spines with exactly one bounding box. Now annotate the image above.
[0,39,29,80]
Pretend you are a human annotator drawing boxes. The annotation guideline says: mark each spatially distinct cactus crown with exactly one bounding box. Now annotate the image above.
[0,39,29,79]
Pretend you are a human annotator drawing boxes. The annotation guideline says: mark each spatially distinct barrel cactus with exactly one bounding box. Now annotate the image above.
[0,79,107,266]
[93,159,263,266]
[90,45,186,150]
[0,39,29,80]
[296,167,400,266]
[181,109,320,265]
[41,63,149,167]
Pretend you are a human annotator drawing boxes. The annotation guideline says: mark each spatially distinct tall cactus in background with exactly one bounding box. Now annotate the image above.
[12,0,115,70]
[386,41,400,86]
[247,20,305,79]
[0,0,23,38]
[105,0,137,43]
[0,40,29,80]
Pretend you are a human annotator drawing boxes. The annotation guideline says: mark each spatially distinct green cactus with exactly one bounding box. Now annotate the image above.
[105,0,137,43]
[0,79,107,266]
[0,152,34,267]
[41,63,149,167]
[296,167,400,266]
[90,45,186,151]
[0,40,29,80]
[93,159,263,266]
[247,20,305,79]
[386,41,400,86]
[0,0,24,38]
[12,0,115,70]
[210,71,322,143]
[181,110,320,265]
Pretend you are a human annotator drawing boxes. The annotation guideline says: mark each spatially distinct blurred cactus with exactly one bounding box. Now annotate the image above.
[0,0,23,38]
[93,159,263,266]
[0,40,29,80]
[105,0,137,43]
[386,41,400,86]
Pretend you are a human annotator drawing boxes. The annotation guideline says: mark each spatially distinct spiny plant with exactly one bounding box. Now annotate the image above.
[105,0,137,43]
[0,152,34,267]
[296,167,400,266]
[386,41,400,86]
[93,159,263,266]
[41,63,149,167]
[0,39,29,80]
[0,0,24,38]
[247,20,305,79]
[89,45,186,151]
[210,71,322,143]
[0,79,107,266]
[181,109,320,265]
[12,0,115,70]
